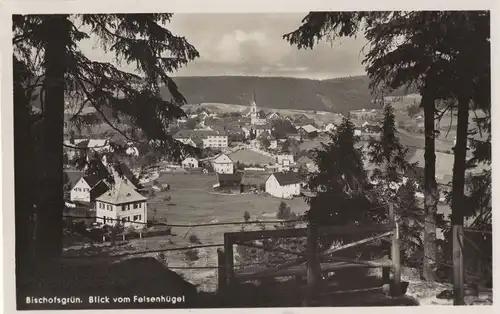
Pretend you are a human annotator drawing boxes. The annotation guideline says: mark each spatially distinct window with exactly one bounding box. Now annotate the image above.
[121,217,127,223]
[133,203,139,209]
[121,205,126,211]
[133,215,141,221]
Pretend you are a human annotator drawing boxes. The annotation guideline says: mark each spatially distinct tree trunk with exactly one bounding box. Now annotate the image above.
[451,92,470,305]
[422,90,438,281]
[35,15,69,259]
[14,60,36,308]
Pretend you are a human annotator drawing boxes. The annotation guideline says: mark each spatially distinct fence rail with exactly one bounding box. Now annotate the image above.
[217,204,402,305]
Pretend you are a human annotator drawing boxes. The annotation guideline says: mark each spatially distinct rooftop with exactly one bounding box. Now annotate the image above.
[271,172,303,186]
[95,178,146,205]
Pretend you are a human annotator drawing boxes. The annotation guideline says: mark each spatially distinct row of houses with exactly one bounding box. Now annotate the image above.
[208,151,296,174]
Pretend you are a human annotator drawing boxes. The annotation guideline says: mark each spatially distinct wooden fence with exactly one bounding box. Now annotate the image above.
[217,204,401,304]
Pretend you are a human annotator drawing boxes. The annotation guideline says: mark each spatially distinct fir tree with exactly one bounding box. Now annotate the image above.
[306,117,382,227]
[13,14,199,264]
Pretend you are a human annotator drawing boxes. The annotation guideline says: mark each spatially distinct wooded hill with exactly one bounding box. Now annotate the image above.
[163,75,415,113]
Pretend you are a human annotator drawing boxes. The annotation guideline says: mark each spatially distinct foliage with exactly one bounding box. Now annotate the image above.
[271,118,297,139]
[184,249,200,262]
[406,102,421,117]
[258,135,271,150]
[243,210,251,222]
[188,234,201,244]
[306,117,382,228]
[14,13,200,259]
[184,118,198,130]
[367,104,416,195]
[276,201,292,220]
[257,109,266,119]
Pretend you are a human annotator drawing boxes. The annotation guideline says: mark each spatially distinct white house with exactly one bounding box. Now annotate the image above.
[70,175,109,204]
[95,178,147,228]
[212,154,234,174]
[277,154,294,166]
[324,123,337,133]
[182,157,199,168]
[265,172,302,199]
[202,131,228,149]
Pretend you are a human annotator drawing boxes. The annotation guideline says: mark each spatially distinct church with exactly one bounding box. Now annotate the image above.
[247,93,267,126]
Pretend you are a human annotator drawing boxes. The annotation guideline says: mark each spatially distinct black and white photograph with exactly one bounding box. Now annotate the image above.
[4,3,493,311]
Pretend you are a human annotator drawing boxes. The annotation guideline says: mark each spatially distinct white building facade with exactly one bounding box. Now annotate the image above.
[182,157,199,168]
[265,173,302,199]
[95,179,147,228]
[212,154,234,174]
[202,134,228,149]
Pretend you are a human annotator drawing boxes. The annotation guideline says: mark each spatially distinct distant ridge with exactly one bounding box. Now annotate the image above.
[163,75,415,113]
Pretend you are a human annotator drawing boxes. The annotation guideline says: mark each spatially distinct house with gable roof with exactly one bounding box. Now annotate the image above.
[70,174,110,204]
[265,172,303,199]
[95,177,147,228]
[212,153,234,174]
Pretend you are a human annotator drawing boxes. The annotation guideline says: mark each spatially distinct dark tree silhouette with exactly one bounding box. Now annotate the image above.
[13,14,199,269]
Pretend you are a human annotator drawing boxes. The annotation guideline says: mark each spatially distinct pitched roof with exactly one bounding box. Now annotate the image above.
[297,155,314,165]
[64,170,84,187]
[271,172,303,186]
[300,124,319,133]
[90,180,110,201]
[95,178,146,205]
[217,173,243,186]
[213,154,233,164]
[82,174,104,188]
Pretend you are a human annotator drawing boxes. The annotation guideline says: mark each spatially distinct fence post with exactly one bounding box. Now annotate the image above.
[217,249,227,295]
[305,223,321,305]
[389,203,401,296]
[224,234,235,286]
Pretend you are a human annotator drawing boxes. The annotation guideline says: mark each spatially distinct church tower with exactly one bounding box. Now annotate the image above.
[250,91,258,124]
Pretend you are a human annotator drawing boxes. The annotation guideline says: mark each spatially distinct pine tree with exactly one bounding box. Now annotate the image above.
[13,14,199,263]
[367,104,423,262]
[284,11,490,287]
[306,117,381,227]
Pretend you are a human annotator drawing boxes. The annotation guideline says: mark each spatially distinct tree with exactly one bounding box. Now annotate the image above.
[306,117,382,238]
[258,135,271,150]
[367,104,424,263]
[257,109,266,119]
[271,118,296,139]
[13,13,199,265]
[249,128,256,140]
[184,118,198,130]
[243,210,251,222]
[283,11,486,284]
[277,201,292,220]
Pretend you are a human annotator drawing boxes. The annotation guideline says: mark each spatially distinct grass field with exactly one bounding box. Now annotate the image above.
[146,173,309,244]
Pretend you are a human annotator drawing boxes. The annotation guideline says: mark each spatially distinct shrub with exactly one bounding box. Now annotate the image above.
[185,249,200,261]
[189,234,201,244]
[243,210,251,222]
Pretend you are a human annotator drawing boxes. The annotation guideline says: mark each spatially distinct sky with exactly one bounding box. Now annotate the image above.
[79,13,369,80]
